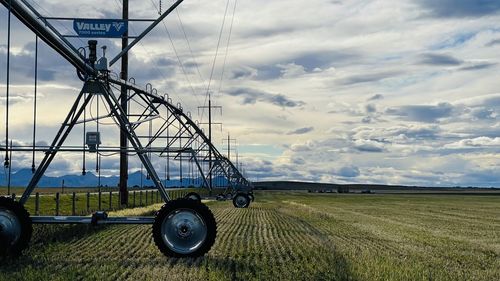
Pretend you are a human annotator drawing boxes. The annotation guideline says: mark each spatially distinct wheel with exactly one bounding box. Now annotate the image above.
[153,198,217,258]
[184,192,202,203]
[232,193,250,208]
[248,193,255,202]
[0,197,32,257]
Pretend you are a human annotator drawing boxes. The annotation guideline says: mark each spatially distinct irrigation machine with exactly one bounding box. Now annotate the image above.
[0,0,253,257]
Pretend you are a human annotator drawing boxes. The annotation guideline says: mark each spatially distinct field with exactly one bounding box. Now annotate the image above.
[0,191,499,280]
[1,188,204,216]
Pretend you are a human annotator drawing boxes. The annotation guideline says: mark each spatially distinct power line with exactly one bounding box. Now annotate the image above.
[175,9,207,93]
[111,0,200,118]
[217,0,238,97]
[202,0,231,120]
[147,0,200,108]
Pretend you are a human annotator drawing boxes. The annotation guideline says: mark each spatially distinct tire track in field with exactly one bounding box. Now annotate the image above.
[207,201,353,280]
[281,200,406,256]
[281,197,500,280]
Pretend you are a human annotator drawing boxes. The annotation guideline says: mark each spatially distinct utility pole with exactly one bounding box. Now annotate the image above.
[198,94,222,194]
[222,133,236,162]
[235,151,239,170]
[119,0,129,205]
[222,134,236,188]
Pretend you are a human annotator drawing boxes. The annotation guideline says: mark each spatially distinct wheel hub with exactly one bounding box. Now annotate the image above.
[161,209,207,255]
[0,208,21,247]
[235,196,247,207]
[176,220,193,238]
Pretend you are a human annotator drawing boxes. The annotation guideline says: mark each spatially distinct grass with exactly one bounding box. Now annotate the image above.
[2,188,207,216]
[0,191,498,280]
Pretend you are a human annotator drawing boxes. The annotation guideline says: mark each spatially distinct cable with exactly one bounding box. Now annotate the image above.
[87,94,115,126]
[203,0,231,117]
[27,0,87,46]
[7,141,12,194]
[159,21,199,99]
[111,0,185,107]
[82,92,87,175]
[96,94,100,174]
[4,0,12,168]
[147,0,201,109]
[31,35,38,173]
[217,0,238,96]
[175,9,206,90]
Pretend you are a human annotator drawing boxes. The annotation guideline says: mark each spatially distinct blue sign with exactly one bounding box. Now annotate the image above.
[73,19,128,38]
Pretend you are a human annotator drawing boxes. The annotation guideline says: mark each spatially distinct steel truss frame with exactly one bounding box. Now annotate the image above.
[0,0,252,225]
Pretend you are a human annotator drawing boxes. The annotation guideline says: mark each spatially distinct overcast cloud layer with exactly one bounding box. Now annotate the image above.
[0,0,499,187]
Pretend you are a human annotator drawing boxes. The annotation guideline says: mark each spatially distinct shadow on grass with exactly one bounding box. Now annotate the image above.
[186,253,356,281]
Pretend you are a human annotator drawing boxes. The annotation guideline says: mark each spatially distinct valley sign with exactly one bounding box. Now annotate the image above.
[73,19,127,38]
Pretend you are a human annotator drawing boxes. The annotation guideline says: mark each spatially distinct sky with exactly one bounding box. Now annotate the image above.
[0,0,499,187]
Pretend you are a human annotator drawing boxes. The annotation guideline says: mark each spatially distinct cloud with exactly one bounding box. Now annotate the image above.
[365,104,377,113]
[352,124,442,142]
[336,166,360,178]
[0,92,34,105]
[2,0,500,187]
[290,140,316,152]
[352,139,385,152]
[417,0,500,18]
[419,53,463,66]
[339,71,398,85]
[445,137,500,149]
[386,103,454,123]
[230,67,257,79]
[226,87,305,108]
[291,50,360,71]
[277,63,307,78]
[287,127,314,135]
[485,39,500,47]
[368,94,384,101]
[459,62,497,71]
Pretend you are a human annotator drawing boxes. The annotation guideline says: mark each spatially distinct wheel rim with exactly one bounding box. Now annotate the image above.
[0,208,21,247]
[161,209,207,255]
[235,195,248,207]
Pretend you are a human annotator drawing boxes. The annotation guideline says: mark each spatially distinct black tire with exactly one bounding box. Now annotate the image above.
[184,192,202,203]
[248,193,255,202]
[0,197,32,257]
[153,198,217,258]
[232,193,250,208]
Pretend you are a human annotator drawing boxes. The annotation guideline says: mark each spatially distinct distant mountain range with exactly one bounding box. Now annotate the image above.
[0,168,223,188]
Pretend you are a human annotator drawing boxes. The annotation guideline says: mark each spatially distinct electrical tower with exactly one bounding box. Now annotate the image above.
[198,95,222,191]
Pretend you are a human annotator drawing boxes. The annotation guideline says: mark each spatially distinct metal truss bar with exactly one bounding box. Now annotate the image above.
[41,17,157,22]
[1,147,191,153]
[74,113,112,125]
[129,114,160,125]
[109,0,184,66]
[136,136,194,140]
[98,82,171,202]
[109,78,252,190]
[0,0,93,75]
[20,85,92,204]
[31,216,155,225]
[144,115,178,148]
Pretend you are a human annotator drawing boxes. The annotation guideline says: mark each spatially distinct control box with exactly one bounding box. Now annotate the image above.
[86,132,101,152]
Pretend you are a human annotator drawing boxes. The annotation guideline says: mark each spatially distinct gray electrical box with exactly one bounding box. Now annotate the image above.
[86,132,101,152]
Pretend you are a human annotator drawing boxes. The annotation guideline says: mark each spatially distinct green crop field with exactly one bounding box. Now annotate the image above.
[0,191,498,281]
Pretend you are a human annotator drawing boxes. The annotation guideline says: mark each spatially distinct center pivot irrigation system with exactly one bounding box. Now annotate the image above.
[0,0,253,257]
